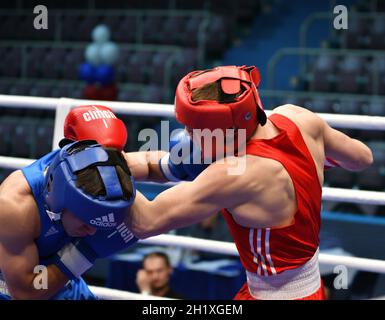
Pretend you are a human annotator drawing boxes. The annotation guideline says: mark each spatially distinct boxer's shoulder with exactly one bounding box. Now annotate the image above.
[0,171,39,239]
[0,170,33,199]
[271,104,324,138]
[0,196,37,243]
[272,104,317,118]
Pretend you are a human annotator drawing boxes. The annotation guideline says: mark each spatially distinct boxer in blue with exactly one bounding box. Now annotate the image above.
[0,139,137,299]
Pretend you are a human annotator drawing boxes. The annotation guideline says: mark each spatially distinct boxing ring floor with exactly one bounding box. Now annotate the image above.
[1,94,385,300]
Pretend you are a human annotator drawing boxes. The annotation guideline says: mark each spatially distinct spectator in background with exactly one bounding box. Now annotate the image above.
[136,252,184,299]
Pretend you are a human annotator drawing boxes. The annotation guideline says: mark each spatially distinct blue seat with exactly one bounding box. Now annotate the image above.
[336,56,366,94]
[9,118,36,158]
[34,119,54,158]
[0,117,13,155]
[332,100,362,115]
[356,166,385,191]
[310,55,337,92]
[307,99,334,113]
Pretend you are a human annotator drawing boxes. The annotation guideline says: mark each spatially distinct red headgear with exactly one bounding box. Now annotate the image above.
[62,105,127,151]
[175,65,266,141]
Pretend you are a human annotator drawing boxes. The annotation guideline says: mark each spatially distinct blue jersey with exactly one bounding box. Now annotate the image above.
[22,150,72,260]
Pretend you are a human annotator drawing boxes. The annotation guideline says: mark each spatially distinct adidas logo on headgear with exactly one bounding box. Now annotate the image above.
[90,213,117,228]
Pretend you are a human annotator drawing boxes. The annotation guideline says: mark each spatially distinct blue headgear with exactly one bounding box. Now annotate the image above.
[44,140,136,230]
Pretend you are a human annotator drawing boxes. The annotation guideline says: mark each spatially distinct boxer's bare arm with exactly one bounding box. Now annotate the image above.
[128,158,247,239]
[124,151,167,182]
[274,104,373,171]
[0,172,68,299]
[322,120,373,171]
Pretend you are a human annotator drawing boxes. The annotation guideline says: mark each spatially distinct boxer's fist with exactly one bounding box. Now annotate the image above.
[159,130,209,181]
[63,105,127,151]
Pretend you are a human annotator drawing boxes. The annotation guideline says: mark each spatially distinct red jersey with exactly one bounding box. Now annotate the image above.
[222,113,323,299]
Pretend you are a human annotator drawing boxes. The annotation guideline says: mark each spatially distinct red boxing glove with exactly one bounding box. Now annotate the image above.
[324,157,340,170]
[63,105,127,151]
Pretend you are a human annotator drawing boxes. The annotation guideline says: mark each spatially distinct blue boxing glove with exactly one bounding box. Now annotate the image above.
[159,130,209,181]
[54,223,137,280]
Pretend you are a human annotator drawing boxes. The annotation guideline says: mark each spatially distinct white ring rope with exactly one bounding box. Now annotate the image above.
[1,156,385,205]
[320,187,385,205]
[89,233,385,300]
[1,94,385,130]
[89,234,385,300]
[89,230,385,300]
[90,285,385,300]
[89,286,173,300]
[142,234,385,274]
[0,156,33,169]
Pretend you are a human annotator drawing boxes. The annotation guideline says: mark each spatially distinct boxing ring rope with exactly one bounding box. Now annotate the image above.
[2,94,385,130]
[91,232,385,299]
[1,94,385,299]
[0,156,33,170]
[90,233,385,299]
[89,286,173,300]
[142,234,385,274]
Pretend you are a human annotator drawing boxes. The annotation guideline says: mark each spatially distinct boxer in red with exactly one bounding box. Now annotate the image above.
[64,68,373,300]
[123,66,373,300]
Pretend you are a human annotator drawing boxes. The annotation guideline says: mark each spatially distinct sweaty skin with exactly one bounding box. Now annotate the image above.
[0,171,69,299]
[125,104,373,239]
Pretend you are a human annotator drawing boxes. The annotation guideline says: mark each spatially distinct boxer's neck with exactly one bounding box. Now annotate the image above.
[251,120,280,140]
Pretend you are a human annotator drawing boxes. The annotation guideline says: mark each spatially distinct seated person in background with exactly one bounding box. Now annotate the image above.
[177,212,236,261]
[136,252,184,299]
